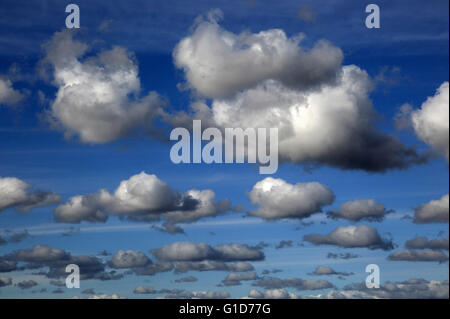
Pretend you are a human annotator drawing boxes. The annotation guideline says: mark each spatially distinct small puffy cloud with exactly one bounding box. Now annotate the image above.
[151,242,215,262]
[151,242,264,262]
[0,258,17,272]
[327,199,393,222]
[0,276,12,287]
[109,250,151,269]
[248,288,299,299]
[327,252,359,260]
[275,240,294,250]
[174,261,254,274]
[54,172,230,225]
[40,30,165,144]
[160,290,230,299]
[388,249,448,263]
[253,276,334,291]
[134,261,174,276]
[414,194,449,224]
[405,237,449,251]
[310,266,353,277]
[248,177,334,220]
[411,82,449,160]
[16,280,38,290]
[175,276,198,283]
[304,225,395,250]
[173,10,342,99]
[0,78,24,106]
[221,272,258,286]
[0,177,60,213]
[12,244,69,263]
[134,286,156,294]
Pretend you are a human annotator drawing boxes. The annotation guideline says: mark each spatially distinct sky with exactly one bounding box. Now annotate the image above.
[0,0,448,299]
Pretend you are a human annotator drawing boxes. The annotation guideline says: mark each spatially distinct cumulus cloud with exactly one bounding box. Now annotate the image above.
[173,10,342,99]
[16,280,38,290]
[0,276,12,287]
[0,258,17,272]
[54,172,231,225]
[327,199,393,221]
[414,194,449,224]
[109,250,151,269]
[169,14,425,172]
[174,261,254,274]
[248,177,334,220]
[221,272,258,286]
[0,77,24,106]
[247,288,299,299]
[175,276,198,283]
[310,266,353,277]
[341,279,449,299]
[134,261,174,276]
[151,242,264,262]
[159,290,230,299]
[253,276,334,291]
[388,249,448,263]
[405,237,449,251]
[304,225,395,250]
[327,252,359,260]
[0,177,60,213]
[411,82,449,160]
[6,245,110,280]
[40,30,165,144]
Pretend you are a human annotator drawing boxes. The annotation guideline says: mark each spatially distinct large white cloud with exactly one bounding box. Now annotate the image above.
[173,10,343,99]
[412,82,449,160]
[248,177,334,219]
[170,18,424,172]
[0,177,60,213]
[304,225,395,250]
[414,194,449,224]
[41,30,165,143]
[54,172,231,225]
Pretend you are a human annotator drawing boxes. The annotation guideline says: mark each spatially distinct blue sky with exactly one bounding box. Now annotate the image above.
[0,0,448,299]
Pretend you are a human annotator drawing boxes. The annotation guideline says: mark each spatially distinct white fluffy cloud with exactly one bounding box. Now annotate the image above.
[54,172,230,225]
[414,194,449,224]
[41,30,165,143]
[0,177,60,213]
[0,78,24,106]
[412,82,449,160]
[304,225,395,250]
[173,10,343,99]
[171,17,424,172]
[151,241,264,262]
[248,177,334,219]
[327,199,392,221]
[109,250,151,269]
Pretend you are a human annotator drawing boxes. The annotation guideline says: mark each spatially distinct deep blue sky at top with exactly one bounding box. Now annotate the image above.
[0,0,448,298]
